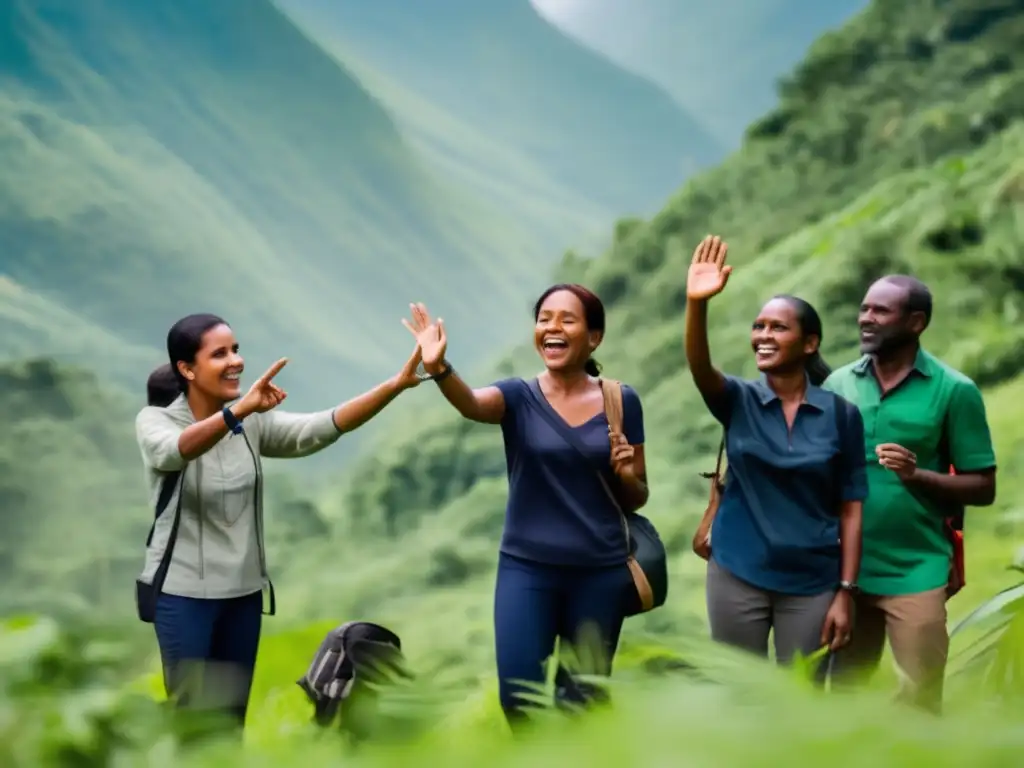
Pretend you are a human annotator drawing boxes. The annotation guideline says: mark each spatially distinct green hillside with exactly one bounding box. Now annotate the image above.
[278,0,723,227]
[6,1,1024,764]
[272,0,1024,640]
[0,0,555,410]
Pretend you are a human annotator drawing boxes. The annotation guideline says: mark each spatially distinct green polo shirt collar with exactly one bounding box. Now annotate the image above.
[850,347,936,381]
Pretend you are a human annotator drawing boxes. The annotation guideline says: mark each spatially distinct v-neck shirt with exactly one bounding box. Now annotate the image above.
[491,377,645,567]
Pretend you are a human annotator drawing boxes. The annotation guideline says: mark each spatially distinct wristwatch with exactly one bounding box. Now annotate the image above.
[222,406,245,435]
[838,580,859,595]
[426,360,454,383]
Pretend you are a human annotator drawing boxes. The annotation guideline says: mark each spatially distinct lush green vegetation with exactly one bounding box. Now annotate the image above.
[5,0,1024,764]
[309,0,1024,624]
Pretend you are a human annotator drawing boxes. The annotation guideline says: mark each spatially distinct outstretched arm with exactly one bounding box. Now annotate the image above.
[427,369,507,424]
[259,345,426,458]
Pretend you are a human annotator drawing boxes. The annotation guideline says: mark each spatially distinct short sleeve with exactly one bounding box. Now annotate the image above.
[837,398,868,502]
[946,380,996,472]
[701,375,743,428]
[491,377,526,426]
[621,384,645,445]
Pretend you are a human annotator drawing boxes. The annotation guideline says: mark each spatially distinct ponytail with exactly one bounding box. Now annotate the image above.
[584,358,602,377]
[147,363,183,407]
[805,351,832,387]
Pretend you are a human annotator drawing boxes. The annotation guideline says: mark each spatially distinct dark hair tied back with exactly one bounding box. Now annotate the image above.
[772,294,832,386]
[147,363,182,407]
[165,313,228,391]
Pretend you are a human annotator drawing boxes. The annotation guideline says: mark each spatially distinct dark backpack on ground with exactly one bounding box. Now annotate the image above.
[297,621,408,735]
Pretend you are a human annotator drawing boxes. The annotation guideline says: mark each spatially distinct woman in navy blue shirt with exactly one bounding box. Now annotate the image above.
[684,235,866,669]
[402,286,648,727]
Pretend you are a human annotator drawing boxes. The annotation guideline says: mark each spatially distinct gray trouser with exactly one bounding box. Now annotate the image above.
[706,558,835,666]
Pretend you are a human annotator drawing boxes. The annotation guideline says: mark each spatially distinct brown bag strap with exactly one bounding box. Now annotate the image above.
[597,378,630,546]
[700,433,726,481]
[600,377,625,436]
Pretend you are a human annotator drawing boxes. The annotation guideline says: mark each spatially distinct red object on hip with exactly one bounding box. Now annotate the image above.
[945,466,966,599]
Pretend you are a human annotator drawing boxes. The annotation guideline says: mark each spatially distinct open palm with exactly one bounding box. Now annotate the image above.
[402,302,447,368]
[687,235,732,300]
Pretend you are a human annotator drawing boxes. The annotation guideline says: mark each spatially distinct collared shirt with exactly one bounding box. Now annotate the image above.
[823,348,996,596]
[702,375,868,596]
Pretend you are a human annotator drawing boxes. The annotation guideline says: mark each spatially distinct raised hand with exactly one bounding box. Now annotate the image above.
[401,302,447,371]
[238,358,288,416]
[393,344,427,391]
[687,235,732,301]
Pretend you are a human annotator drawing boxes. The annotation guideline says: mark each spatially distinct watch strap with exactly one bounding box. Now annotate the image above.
[222,406,245,435]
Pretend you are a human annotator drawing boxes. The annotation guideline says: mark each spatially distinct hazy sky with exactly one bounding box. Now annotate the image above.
[530,0,867,145]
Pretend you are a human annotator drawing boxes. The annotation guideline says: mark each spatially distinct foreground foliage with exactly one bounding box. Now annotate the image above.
[3,574,1024,767]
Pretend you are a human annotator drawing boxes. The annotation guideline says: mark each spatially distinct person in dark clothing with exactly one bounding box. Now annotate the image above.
[683,235,866,670]
[402,287,648,728]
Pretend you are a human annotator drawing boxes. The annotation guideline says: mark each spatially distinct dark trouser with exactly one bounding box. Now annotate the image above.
[706,558,834,671]
[154,591,263,733]
[493,552,630,727]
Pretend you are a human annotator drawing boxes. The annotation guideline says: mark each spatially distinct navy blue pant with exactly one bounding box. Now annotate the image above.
[154,591,263,730]
[493,552,629,724]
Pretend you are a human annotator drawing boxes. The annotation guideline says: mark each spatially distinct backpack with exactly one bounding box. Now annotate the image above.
[297,621,408,729]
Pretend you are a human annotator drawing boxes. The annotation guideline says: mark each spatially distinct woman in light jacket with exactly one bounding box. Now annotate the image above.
[135,312,424,731]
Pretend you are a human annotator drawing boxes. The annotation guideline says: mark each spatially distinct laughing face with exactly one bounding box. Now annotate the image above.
[750,298,818,376]
[533,289,601,373]
[176,323,245,402]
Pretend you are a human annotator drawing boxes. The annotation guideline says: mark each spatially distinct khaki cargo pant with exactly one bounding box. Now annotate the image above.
[831,586,948,713]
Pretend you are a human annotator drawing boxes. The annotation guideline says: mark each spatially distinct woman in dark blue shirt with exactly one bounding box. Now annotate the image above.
[402,285,648,728]
[684,235,866,669]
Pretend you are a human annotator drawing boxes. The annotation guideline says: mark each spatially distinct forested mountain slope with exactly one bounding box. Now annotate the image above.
[288,0,1024,623]
[0,0,553,408]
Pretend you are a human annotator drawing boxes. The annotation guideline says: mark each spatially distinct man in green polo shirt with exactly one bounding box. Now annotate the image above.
[823,275,996,713]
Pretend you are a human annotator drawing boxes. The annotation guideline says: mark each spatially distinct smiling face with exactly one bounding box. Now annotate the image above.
[533,289,601,373]
[176,323,245,403]
[750,298,818,375]
[858,279,923,355]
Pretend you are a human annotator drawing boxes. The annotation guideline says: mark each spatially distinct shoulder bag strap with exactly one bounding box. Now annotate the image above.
[149,467,186,596]
[146,469,182,547]
[523,378,632,556]
[700,437,726,482]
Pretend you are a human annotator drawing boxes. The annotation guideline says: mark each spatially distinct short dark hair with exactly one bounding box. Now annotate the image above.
[881,275,932,328]
[533,283,606,376]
